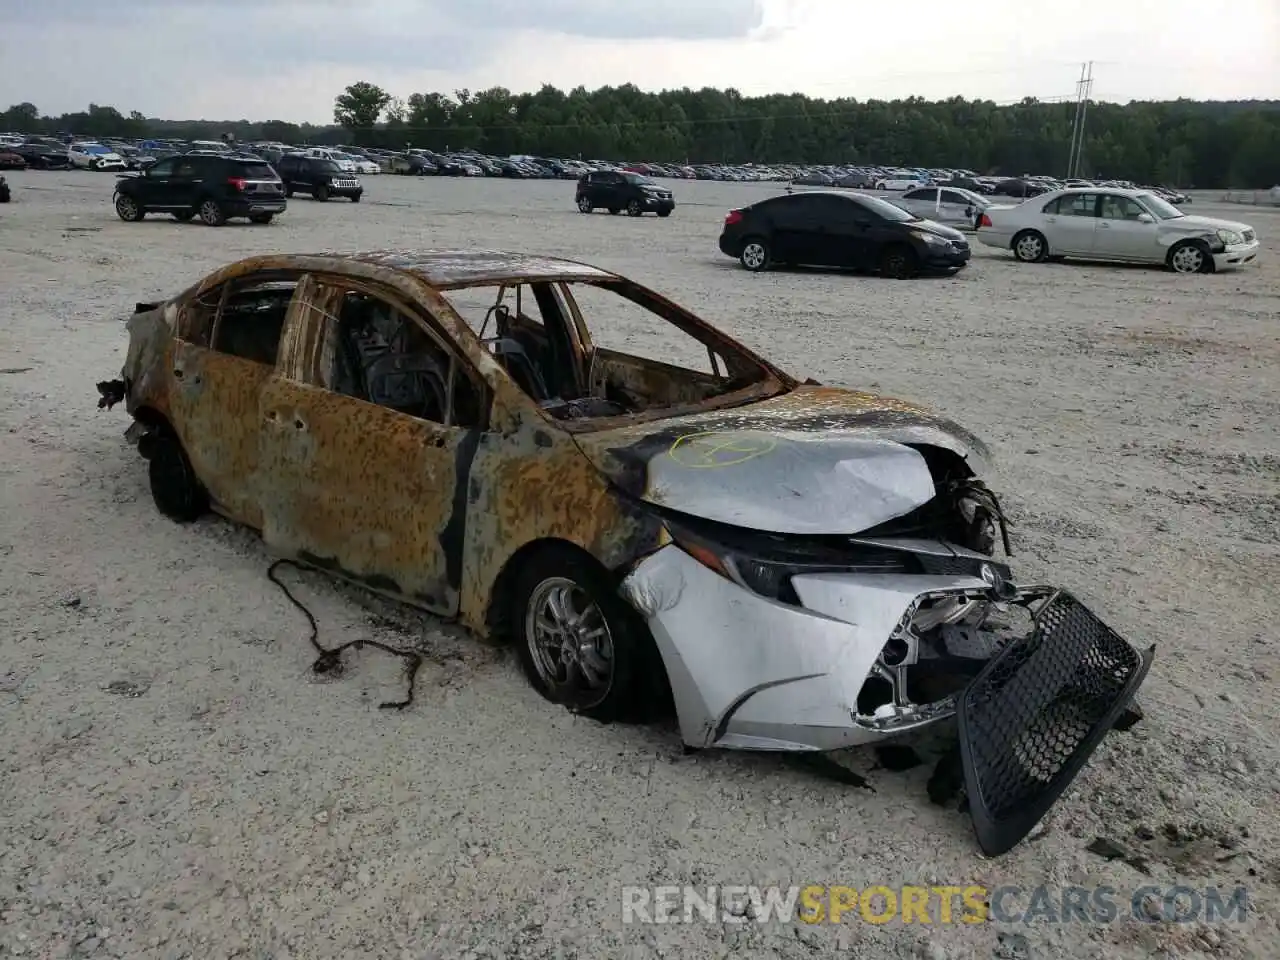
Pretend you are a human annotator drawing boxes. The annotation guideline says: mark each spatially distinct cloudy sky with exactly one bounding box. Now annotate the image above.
[3,0,1277,122]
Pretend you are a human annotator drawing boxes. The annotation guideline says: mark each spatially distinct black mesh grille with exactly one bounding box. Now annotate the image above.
[957,591,1153,856]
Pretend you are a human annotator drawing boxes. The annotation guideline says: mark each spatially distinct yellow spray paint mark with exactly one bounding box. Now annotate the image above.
[667,432,777,468]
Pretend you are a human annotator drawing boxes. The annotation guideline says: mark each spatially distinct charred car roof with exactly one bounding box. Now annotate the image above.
[235,249,621,289]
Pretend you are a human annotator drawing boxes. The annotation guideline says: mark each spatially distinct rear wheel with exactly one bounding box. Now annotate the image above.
[879,244,918,279]
[739,237,771,272]
[577,196,593,213]
[314,184,330,202]
[626,199,643,216]
[148,434,208,523]
[114,194,144,222]
[283,184,294,197]
[198,198,226,226]
[1012,230,1048,263]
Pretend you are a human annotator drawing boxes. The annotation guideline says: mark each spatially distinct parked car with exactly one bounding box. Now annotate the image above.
[275,154,363,202]
[892,186,989,229]
[112,153,287,226]
[388,153,437,175]
[0,150,26,170]
[334,151,381,175]
[95,248,1151,856]
[976,187,1260,273]
[875,176,925,191]
[576,170,675,216]
[69,142,128,171]
[13,143,72,169]
[990,178,1050,198]
[718,190,971,278]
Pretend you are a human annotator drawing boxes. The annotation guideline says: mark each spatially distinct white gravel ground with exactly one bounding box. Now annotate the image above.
[1,171,1278,960]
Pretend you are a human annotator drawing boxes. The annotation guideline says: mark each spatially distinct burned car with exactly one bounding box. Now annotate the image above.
[97,250,1151,855]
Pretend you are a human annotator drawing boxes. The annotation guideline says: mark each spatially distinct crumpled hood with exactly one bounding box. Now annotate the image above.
[572,385,991,535]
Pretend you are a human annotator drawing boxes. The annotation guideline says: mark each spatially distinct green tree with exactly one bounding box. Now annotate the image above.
[333,82,392,140]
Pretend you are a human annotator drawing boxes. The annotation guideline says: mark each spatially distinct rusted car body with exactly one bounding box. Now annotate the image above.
[99,249,1152,855]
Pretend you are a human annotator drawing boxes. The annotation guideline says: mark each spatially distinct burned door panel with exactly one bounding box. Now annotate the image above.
[256,378,468,614]
[166,342,272,527]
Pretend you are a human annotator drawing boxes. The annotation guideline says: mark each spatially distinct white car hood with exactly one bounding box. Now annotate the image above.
[1166,214,1253,234]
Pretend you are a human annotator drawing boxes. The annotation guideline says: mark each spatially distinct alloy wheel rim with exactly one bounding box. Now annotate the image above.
[743,243,765,268]
[117,198,137,219]
[200,201,219,223]
[525,576,614,704]
[1017,236,1042,260]
[1172,247,1202,273]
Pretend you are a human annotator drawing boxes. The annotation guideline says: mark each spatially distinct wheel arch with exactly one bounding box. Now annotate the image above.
[484,537,615,643]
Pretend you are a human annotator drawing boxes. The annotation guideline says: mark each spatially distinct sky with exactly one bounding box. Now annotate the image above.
[2,0,1277,122]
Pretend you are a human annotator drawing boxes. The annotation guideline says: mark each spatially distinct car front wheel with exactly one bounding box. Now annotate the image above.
[577,196,593,213]
[1167,239,1213,274]
[114,195,144,222]
[198,199,227,226]
[626,199,643,216]
[314,184,330,201]
[511,546,664,724]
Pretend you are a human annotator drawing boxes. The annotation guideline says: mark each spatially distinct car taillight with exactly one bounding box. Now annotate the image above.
[978,213,992,228]
[227,177,247,191]
[725,210,743,226]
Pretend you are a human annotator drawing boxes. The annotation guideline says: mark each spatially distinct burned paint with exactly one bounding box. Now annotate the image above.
[440,428,483,592]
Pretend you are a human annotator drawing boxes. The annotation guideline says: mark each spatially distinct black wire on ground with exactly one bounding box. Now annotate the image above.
[267,558,423,710]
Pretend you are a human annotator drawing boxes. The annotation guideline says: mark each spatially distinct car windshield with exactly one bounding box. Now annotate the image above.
[854,195,920,222]
[314,160,341,173]
[623,173,658,187]
[81,144,110,155]
[1136,193,1184,220]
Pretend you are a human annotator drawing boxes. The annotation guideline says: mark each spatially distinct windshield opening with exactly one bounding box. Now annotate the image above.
[855,195,920,222]
[623,173,658,187]
[1136,193,1184,220]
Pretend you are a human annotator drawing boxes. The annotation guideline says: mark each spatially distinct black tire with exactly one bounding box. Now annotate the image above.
[197,198,226,226]
[739,236,771,272]
[350,193,361,203]
[1011,229,1049,263]
[148,434,208,523]
[283,184,294,198]
[1167,239,1214,274]
[249,213,274,224]
[880,244,918,279]
[657,209,671,218]
[626,199,643,216]
[114,194,144,222]
[511,545,665,724]
[314,184,330,202]
[173,211,195,222]
[577,196,593,214]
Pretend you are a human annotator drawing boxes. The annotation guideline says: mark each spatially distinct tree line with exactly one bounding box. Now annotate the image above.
[4,85,1279,187]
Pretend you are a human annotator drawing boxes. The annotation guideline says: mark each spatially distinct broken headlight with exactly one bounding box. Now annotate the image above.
[665,521,918,606]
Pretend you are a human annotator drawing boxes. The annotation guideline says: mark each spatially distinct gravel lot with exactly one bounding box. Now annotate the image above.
[1,170,1278,960]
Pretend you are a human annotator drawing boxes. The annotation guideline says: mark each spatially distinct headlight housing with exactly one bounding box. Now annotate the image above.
[1217,228,1245,245]
[914,230,949,247]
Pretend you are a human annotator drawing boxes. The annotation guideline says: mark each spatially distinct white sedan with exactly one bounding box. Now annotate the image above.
[976,187,1260,273]
[892,186,988,229]
[334,152,380,175]
[875,176,925,191]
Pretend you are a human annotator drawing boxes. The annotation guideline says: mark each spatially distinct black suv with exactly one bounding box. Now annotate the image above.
[275,154,363,202]
[113,154,286,226]
[718,190,971,278]
[576,170,674,217]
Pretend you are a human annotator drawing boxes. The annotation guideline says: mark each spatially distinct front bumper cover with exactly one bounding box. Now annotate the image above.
[622,545,1153,854]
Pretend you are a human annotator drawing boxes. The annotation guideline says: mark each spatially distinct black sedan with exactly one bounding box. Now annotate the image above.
[12,143,71,169]
[718,190,971,278]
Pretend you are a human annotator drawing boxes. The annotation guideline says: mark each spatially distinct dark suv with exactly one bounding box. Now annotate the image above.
[718,190,971,278]
[113,154,286,226]
[575,170,674,217]
[275,154,363,202]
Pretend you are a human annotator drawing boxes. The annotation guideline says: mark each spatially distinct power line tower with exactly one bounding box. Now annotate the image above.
[1066,61,1094,179]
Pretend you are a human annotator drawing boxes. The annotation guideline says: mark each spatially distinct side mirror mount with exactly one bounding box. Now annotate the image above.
[1136,212,1155,223]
